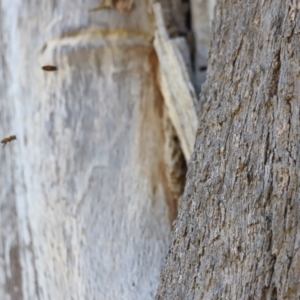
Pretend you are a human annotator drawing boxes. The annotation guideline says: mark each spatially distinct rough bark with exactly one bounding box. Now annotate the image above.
[156,0,300,299]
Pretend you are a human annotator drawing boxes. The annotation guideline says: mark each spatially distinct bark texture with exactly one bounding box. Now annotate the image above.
[157,0,300,299]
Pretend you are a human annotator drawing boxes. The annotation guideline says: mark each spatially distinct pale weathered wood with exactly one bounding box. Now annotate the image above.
[153,3,198,161]
[0,1,189,299]
[156,0,300,299]
[0,5,23,299]
[0,0,216,298]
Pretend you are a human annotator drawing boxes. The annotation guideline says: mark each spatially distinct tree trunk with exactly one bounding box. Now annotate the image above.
[0,0,219,298]
[156,0,300,299]
[0,1,193,299]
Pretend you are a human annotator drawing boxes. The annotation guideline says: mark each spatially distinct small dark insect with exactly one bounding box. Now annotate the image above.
[1,135,17,147]
[42,65,58,71]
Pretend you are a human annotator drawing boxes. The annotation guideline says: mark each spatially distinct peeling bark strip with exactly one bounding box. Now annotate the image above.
[153,3,198,161]
[156,1,300,299]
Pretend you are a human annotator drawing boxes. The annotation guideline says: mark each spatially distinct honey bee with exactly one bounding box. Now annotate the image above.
[1,135,17,147]
[42,65,58,71]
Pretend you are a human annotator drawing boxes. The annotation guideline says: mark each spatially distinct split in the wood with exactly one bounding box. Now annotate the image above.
[163,112,187,225]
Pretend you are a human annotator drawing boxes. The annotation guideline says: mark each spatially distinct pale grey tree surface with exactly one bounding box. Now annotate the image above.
[157,0,300,299]
[0,1,170,299]
[0,0,215,299]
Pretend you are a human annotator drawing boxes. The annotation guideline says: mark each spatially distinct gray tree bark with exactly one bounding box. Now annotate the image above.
[156,0,300,299]
[0,0,208,299]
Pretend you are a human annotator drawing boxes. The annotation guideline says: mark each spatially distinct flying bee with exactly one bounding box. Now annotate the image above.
[1,135,17,147]
[42,65,58,71]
